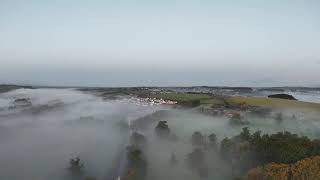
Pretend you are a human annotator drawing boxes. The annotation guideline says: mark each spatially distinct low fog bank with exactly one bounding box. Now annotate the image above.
[1,88,320,180]
[126,107,320,180]
[0,88,166,180]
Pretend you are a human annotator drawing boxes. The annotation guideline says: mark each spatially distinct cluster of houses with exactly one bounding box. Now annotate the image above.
[129,97,177,106]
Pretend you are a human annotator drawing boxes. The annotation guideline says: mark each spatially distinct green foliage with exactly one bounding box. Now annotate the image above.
[126,146,147,180]
[246,156,320,180]
[249,131,315,164]
[128,148,142,163]
[152,92,211,102]
[179,99,201,107]
[226,96,320,111]
[219,128,320,178]
[221,128,320,167]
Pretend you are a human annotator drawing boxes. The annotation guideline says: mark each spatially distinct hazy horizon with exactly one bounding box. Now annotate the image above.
[1,0,320,87]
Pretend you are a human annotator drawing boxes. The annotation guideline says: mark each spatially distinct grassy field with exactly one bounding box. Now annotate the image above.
[148,92,220,107]
[225,96,320,111]
[83,87,320,111]
[151,92,211,102]
[149,92,320,111]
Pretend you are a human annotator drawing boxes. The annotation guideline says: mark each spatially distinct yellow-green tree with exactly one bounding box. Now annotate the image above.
[246,156,320,180]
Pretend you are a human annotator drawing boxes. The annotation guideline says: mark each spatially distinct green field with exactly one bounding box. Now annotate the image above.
[226,96,320,111]
[149,92,320,111]
[151,93,211,102]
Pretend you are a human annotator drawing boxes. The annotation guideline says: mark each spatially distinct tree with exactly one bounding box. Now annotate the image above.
[187,148,208,178]
[246,156,320,180]
[220,137,235,160]
[229,112,249,126]
[130,131,146,147]
[239,127,251,141]
[191,131,205,146]
[170,152,178,166]
[68,156,84,176]
[208,133,217,149]
[125,146,147,180]
[155,121,170,138]
[246,163,290,180]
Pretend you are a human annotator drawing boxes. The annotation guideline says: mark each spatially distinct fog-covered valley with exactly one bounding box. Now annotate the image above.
[1,88,320,180]
[0,89,165,180]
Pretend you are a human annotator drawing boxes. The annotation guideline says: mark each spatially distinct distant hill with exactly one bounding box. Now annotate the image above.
[0,84,33,93]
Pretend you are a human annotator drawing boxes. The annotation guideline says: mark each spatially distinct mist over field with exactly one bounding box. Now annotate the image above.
[1,88,320,180]
[1,1,320,179]
[0,89,165,180]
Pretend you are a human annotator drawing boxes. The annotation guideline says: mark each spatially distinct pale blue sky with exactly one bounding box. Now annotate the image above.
[0,0,319,86]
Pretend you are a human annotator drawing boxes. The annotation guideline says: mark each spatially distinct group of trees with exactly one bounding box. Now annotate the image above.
[229,113,249,126]
[247,130,320,164]
[130,132,147,147]
[187,148,208,178]
[218,127,320,178]
[179,99,201,107]
[124,132,148,180]
[68,156,98,180]
[246,156,320,180]
[68,121,320,180]
[191,131,218,149]
[131,110,169,130]
[187,131,218,178]
[124,146,147,180]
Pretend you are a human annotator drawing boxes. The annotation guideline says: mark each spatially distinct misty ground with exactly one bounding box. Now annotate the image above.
[0,87,320,180]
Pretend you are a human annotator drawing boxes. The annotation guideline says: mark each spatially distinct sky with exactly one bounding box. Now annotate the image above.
[0,0,319,87]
